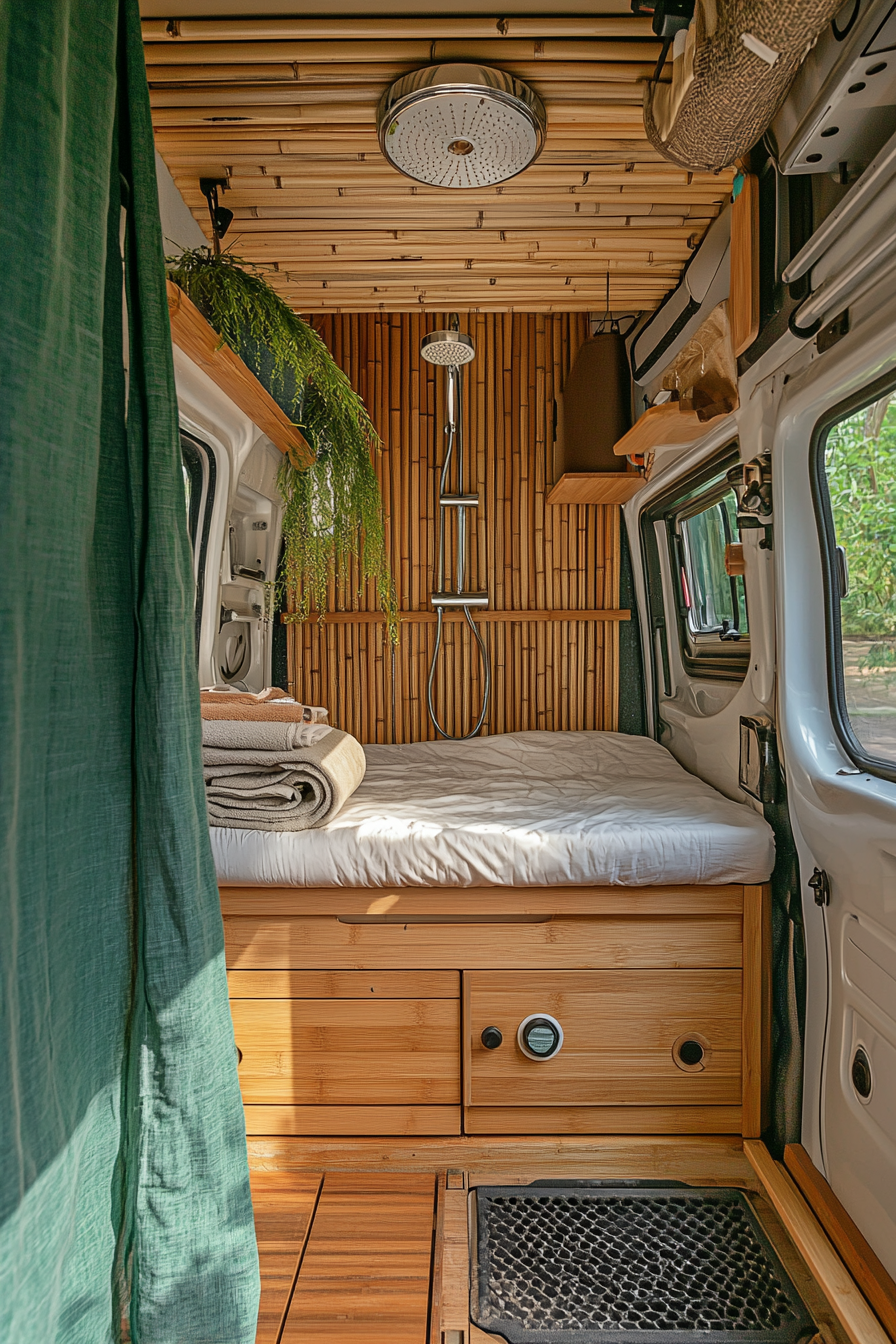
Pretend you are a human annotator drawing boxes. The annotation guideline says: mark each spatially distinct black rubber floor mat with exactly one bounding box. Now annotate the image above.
[472,1185,815,1344]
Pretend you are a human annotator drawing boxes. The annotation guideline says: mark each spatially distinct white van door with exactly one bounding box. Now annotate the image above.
[172,346,285,694]
[775,310,896,1279]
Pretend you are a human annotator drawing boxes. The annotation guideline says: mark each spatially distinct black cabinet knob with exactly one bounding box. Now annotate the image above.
[481,1026,503,1050]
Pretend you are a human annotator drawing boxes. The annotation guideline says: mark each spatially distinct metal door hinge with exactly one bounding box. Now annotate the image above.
[809,868,831,907]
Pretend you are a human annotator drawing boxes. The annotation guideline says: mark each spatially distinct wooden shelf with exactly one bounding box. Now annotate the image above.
[547,472,645,505]
[613,401,727,457]
[166,279,315,467]
[731,171,760,356]
[282,608,631,625]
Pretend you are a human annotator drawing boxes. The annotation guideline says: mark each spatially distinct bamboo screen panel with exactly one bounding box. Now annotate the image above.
[285,311,623,743]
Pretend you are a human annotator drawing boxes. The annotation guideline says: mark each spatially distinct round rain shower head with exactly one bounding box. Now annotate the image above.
[421,330,476,366]
[378,63,546,189]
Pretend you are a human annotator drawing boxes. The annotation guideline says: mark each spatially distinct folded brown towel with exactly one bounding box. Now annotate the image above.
[200,687,328,724]
[200,687,288,703]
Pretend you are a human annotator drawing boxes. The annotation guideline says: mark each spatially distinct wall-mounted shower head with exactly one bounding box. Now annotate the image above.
[421,330,476,366]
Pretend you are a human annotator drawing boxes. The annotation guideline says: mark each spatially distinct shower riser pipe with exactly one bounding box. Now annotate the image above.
[422,332,492,740]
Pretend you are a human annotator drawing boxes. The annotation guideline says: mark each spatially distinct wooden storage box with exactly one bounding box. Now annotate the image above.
[221,884,769,1139]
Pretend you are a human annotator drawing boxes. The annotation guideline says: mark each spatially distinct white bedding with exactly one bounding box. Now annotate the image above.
[211,730,775,888]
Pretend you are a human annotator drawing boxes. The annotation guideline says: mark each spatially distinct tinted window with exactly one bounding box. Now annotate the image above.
[641,449,751,693]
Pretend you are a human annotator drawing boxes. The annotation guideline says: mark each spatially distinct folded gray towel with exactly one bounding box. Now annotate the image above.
[202,726,366,831]
[201,718,328,753]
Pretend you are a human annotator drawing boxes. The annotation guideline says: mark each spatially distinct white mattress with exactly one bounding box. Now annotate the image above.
[211,730,775,888]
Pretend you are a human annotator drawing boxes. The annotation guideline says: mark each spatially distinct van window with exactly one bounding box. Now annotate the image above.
[818,390,896,772]
[180,432,216,653]
[678,491,748,641]
[672,481,749,677]
[641,449,751,695]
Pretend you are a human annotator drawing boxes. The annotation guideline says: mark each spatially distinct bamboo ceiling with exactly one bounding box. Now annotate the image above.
[144,15,734,313]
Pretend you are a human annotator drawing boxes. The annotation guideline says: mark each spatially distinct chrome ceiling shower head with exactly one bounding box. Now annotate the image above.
[378,63,546,189]
[421,330,476,366]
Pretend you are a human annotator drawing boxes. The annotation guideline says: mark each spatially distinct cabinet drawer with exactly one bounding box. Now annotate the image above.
[232,997,460,1105]
[464,970,741,1108]
[224,913,742,971]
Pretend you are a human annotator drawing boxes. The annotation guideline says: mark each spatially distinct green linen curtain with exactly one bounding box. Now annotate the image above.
[0,2,260,1340]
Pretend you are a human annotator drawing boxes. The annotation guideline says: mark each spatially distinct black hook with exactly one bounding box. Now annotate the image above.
[199,177,234,255]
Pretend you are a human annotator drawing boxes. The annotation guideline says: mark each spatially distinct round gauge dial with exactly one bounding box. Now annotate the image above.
[517,1013,564,1061]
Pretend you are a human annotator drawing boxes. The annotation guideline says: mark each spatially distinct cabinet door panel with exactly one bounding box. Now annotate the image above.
[233,998,460,1105]
[465,970,741,1107]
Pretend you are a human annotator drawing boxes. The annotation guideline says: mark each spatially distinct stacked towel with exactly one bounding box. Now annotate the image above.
[200,697,365,831]
[200,687,328,723]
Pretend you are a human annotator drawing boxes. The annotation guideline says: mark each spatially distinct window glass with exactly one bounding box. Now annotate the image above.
[679,492,748,640]
[181,436,206,559]
[183,461,192,535]
[642,447,750,689]
[823,393,896,766]
[179,433,216,659]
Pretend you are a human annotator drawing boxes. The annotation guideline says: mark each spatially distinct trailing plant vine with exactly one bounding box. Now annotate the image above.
[167,248,397,638]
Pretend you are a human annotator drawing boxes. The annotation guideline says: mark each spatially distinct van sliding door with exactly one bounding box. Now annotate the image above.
[777,367,896,1281]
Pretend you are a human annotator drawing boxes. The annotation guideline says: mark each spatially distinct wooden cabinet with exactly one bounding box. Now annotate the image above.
[230,970,461,1136]
[463,969,742,1133]
[221,884,769,1139]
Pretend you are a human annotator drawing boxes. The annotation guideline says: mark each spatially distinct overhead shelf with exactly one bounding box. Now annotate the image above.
[166,279,315,468]
[547,472,645,506]
[612,401,727,458]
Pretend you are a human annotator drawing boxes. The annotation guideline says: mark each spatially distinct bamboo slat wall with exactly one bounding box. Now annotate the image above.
[286,311,623,743]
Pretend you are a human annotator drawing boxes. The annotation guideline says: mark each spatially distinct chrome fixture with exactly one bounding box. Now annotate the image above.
[422,319,491,739]
[378,63,546,188]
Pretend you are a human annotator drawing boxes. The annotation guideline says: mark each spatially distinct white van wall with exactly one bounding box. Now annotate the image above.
[174,349,283,690]
[155,150,206,256]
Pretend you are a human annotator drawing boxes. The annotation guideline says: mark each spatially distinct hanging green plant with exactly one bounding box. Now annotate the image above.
[166,248,397,639]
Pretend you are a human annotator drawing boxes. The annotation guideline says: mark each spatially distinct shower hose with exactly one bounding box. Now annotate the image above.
[426,362,491,739]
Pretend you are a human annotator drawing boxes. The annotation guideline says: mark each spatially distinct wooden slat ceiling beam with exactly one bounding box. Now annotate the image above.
[145,14,732,313]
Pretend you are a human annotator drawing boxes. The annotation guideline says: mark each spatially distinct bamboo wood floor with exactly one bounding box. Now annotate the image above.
[249,1138,852,1344]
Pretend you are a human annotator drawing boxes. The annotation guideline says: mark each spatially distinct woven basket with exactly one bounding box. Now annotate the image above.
[645,0,846,171]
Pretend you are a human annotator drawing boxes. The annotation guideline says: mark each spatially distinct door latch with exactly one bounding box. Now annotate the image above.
[809,868,831,907]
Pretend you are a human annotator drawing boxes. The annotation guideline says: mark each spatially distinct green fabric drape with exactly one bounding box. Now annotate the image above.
[0,2,260,1340]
